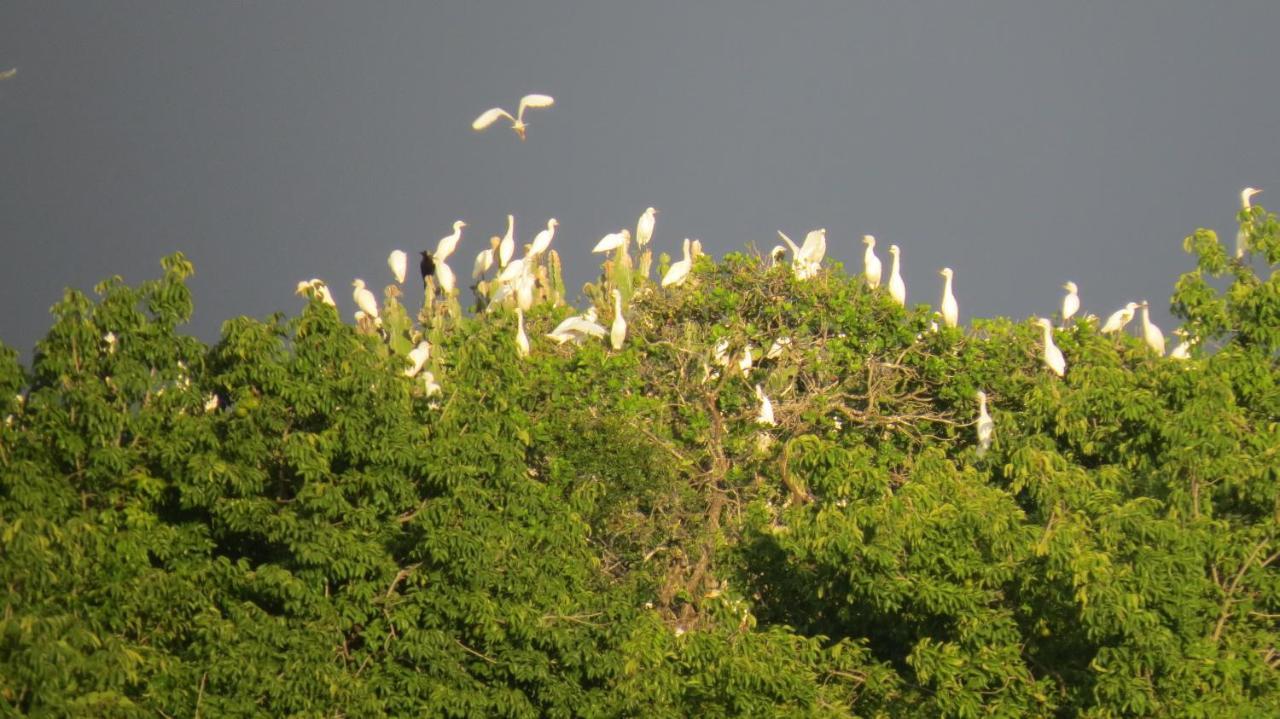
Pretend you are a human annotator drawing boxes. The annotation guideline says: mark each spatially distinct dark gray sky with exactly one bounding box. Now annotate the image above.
[2,2,1276,355]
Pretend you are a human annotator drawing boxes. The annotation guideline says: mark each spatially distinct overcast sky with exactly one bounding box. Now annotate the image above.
[1,2,1277,356]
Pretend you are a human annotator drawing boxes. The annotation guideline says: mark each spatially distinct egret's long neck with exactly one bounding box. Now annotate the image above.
[891,253,900,274]
[943,275,953,294]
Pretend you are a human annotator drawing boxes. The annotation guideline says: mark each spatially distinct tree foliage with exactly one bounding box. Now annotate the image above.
[2,205,1278,717]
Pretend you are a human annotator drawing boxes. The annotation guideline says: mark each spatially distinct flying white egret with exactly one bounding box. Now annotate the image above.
[1061,281,1080,325]
[473,248,494,280]
[352,279,380,321]
[435,220,466,262]
[436,260,456,294]
[471,93,555,140]
[1101,302,1139,334]
[529,218,559,257]
[611,289,627,350]
[755,385,777,426]
[1036,318,1066,377]
[661,238,693,288]
[636,207,657,248]
[939,268,958,328]
[863,235,882,289]
[593,230,630,254]
[388,250,408,284]
[1236,187,1263,258]
[547,308,606,344]
[515,308,530,357]
[976,390,994,456]
[499,215,516,267]
[887,244,906,307]
[404,341,431,377]
[1139,301,1165,355]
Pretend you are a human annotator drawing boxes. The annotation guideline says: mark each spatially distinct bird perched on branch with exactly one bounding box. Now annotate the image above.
[472,94,555,141]
[1061,282,1080,325]
[863,235,882,289]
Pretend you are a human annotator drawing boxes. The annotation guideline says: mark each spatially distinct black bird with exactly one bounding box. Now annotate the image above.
[419,250,436,285]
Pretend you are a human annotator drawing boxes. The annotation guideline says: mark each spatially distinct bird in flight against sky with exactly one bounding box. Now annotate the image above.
[0,68,16,81]
[472,94,555,141]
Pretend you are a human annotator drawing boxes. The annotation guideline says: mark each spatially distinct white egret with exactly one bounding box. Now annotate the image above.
[547,308,606,344]
[404,341,431,377]
[1169,328,1193,360]
[713,338,731,367]
[862,235,882,289]
[103,331,118,354]
[610,289,627,350]
[769,245,788,267]
[203,394,219,413]
[776,231,800,258]
[939,268,958,328]
[515,308,530,358]
[1139,301,1165,355]
[516,272,536,311]
[471,93,555,141]
[593,230,630,254]
[1036,318,1066,377]
[765,337,791,359]
[497,256,527,285]
[738,344,753,374]
[436,260,456,294]
[1061,281,1080,325]
[976,390,994,456]
[435,220,466,262]
[388,250,408,284]
[1101,302,1139,334]
[499,214,516,267]
[529,218,559,257]
[797,228,827,269]
[473,248,494,280]
[422,371,442,397]
[1236,187,1263,258]
[352,279,380,321]
[636,207,657,248]
[661,238,693,288]
[887,244,906,307]
[755,385,777,426]
[296,279,336,307]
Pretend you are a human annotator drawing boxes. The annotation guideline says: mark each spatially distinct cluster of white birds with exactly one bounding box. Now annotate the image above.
[294,186,1262,457]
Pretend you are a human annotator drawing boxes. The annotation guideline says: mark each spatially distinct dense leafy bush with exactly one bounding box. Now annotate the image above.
[2,204,1277,716]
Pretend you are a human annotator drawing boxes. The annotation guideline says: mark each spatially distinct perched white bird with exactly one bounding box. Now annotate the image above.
[755,385,776,426]
[422,371,442,397]
[593,230,630,254]
[610,289,627,350]
[765,337,791,359]
[404,341,431,377]
[939,268,958,328]
[1236,187,1263,259]
[863,235,882,289]
[435,260,456,294]
[1061,281,1080,325]
[497,254,528,285]
[515,308,530,358]
[1168,328,1193,360]
[1139,301,1165,355]
[769,245,788,267]
[296,279,336,307]
[887,244,906,307]
[797,228,827,269]
[1101,302,1139,334]
[529,218,559,257]
[351,279,380,321]
[976,390,994,456]
[661,238,693,288]
[473,248,494,280]
[103,331,118,354]
[499,214,516,267]
[1036,318,1066,377]
[547,308,607,344]
[435,221,466,262]
[738,344,754,374]
[635,207,657,248]
[471,93,555,140]
[203,394,219,413]
[516,272,536,312]
[388,250,408,284]
[713,338,731,367]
